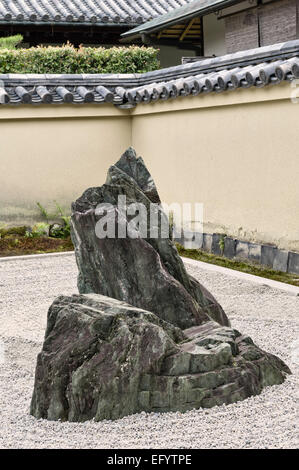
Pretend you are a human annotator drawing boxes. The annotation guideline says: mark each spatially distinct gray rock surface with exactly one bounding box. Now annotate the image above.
[71,147,229,328]
[261,245,277,267]
[224,237,236,259]
[273,249,289,273]
[30,148,291,422]
[30,293,290,422]
[288,251,299,274]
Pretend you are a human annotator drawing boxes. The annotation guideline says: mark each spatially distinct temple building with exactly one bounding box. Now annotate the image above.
[1,1,298,66]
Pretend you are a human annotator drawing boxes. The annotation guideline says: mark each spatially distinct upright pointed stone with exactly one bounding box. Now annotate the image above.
[71,147,229,328]
[113,147,161,203]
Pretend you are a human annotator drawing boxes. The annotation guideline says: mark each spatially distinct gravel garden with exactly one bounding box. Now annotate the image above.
[0,253,297,448]
[0,150,298,449]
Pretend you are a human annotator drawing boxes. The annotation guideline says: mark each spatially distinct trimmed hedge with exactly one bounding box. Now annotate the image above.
[0,34,23,50]
[0,44,159,74]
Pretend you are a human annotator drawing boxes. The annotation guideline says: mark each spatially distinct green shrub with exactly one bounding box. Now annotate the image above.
[51,202,71,239]
[0,34,23,50]
[36,201,71,239]
[26,223,49,238]
[0,44,159,74]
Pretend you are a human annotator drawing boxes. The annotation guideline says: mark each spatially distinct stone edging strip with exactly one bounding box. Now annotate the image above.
[175,232,299,275]
[182,256,299,296]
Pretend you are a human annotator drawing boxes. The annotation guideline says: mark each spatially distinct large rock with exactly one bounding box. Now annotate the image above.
[71,147,229,328]
[30,294,290,422]
[30,147,291,422]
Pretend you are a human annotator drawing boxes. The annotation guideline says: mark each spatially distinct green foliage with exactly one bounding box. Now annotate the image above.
[0,43,159,74]
[50,224,70,239]
[0,35,23,50]
[37,202,50,223]
[26,223,49,238]
[51,202,71,239]
[36,201,71,239]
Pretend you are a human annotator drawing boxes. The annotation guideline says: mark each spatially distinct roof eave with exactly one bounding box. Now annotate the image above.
[121,0,243,39]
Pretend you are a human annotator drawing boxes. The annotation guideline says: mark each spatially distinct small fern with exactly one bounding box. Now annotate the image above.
[37,202,50,223]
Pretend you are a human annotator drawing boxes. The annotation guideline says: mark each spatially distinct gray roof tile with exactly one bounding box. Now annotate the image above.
[0,0,192,25]
[0,40,298,106]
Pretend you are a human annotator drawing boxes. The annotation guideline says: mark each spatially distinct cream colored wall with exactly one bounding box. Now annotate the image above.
[131,83,299,252]
[0,106,131,225]
[1,83,298,252]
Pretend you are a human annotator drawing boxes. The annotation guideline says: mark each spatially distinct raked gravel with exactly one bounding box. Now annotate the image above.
[0,253,298,449]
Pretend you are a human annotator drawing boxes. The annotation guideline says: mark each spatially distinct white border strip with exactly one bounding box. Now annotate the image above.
[182,256,299,296]
[0,251,75,262]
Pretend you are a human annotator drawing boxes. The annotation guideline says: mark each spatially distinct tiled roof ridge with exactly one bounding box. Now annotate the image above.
[0,40,299,106]
[0,0,191,25]
[1,40,298,85]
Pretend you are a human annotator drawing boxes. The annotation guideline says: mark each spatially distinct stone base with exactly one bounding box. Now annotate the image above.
[30,294,290,422]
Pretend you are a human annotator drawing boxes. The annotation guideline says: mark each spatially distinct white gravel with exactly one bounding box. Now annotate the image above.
[0,253,298,449]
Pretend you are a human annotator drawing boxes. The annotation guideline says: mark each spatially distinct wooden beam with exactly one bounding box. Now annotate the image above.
[162,26,185,30]
[144,37,202,51]
[163,29,185,33]
[158,26,185,38]
[179,18,196,41]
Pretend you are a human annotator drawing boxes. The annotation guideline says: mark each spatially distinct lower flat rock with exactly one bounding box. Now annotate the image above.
[30,294,290,422]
